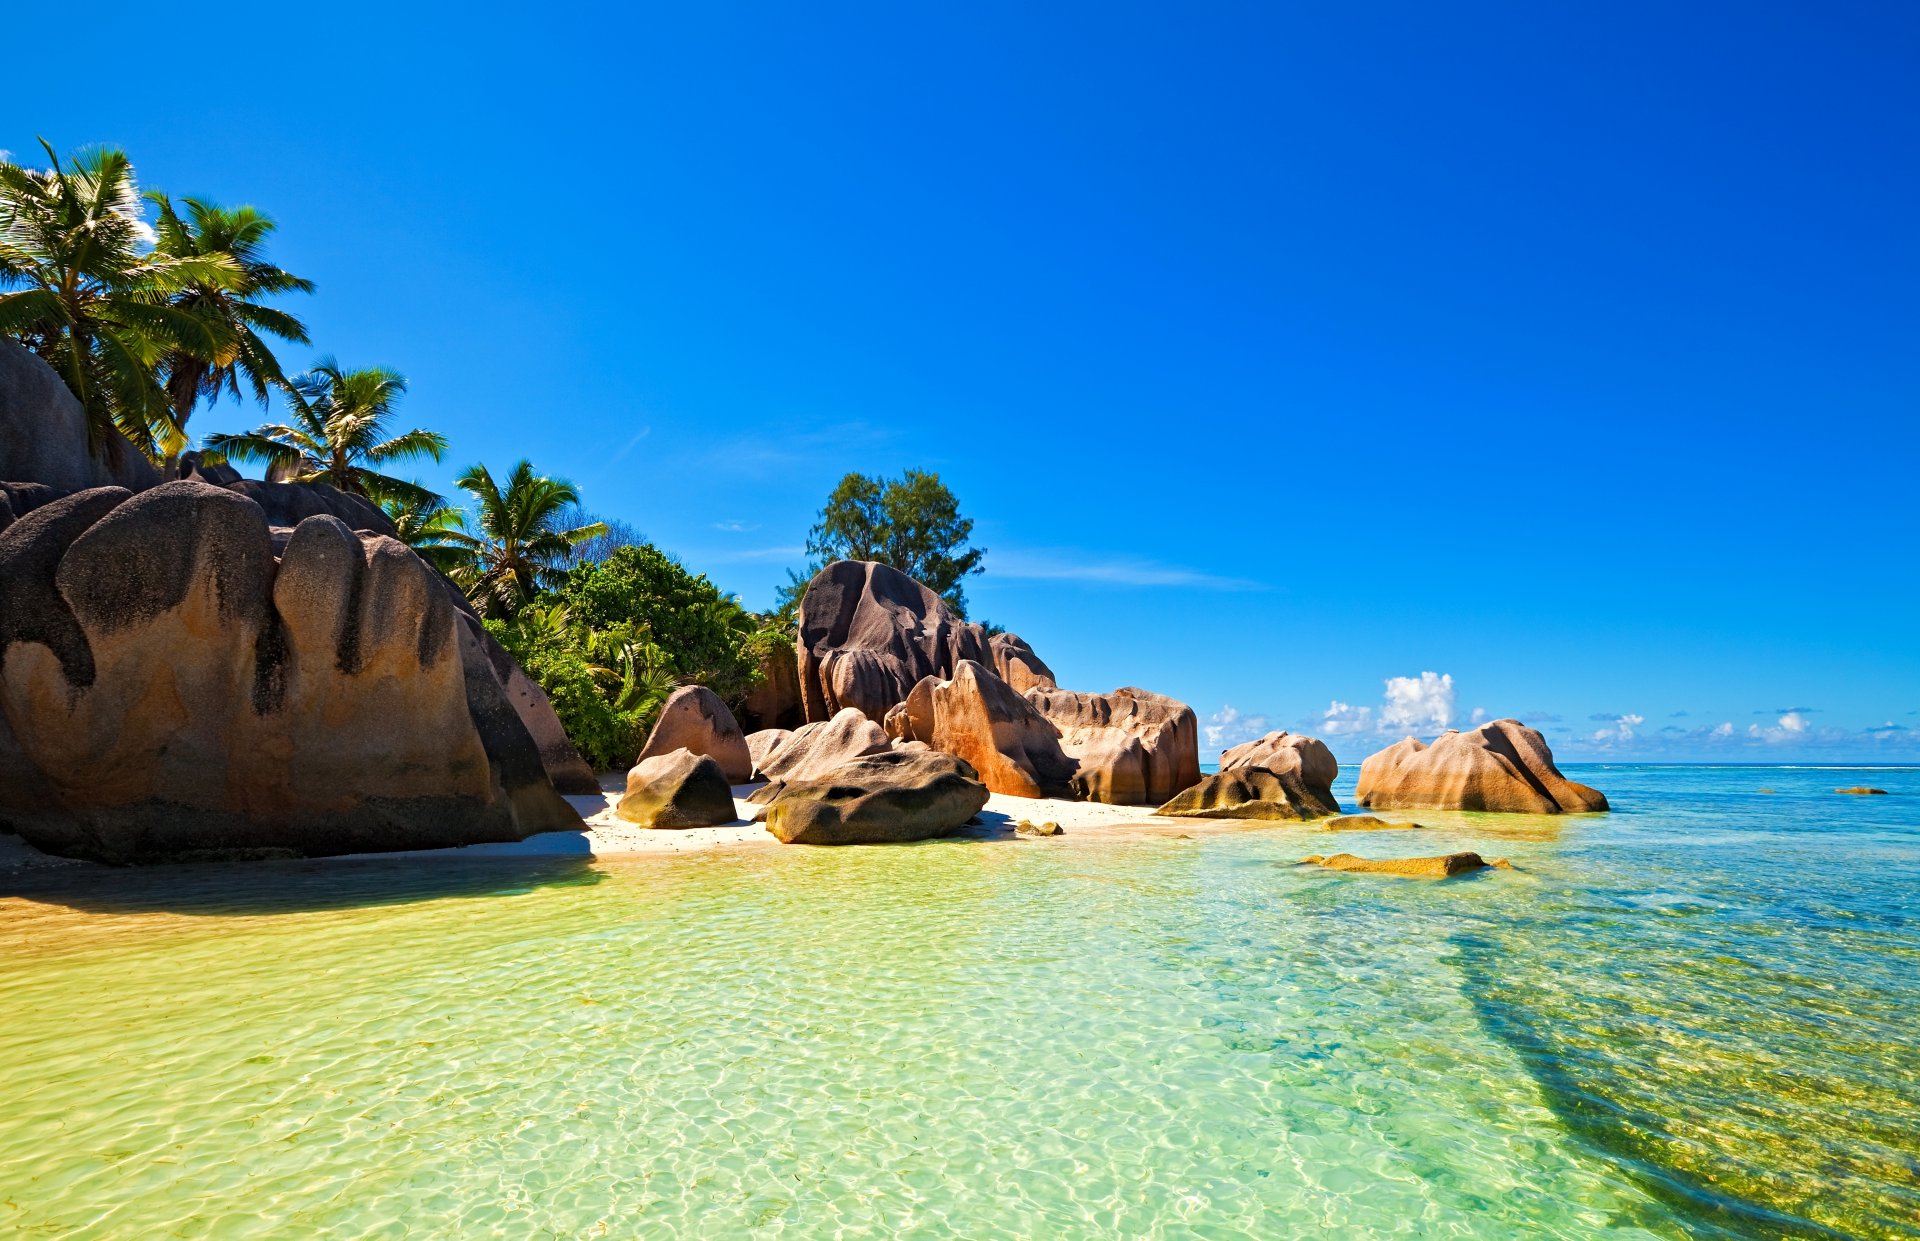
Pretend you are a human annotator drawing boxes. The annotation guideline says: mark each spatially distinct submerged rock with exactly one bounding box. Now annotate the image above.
[634,686,752,784]
[1024,685,1200,806]
[1156,765,1340,820]
[1015,819,1063,836]
[0,483,581,861]
[615,750,737,829]
[1356,719,1607,814]
[1836,787,1889,795]
[762,749,990,845]
[1301,852,1508,878]
[1321,814,1423,831]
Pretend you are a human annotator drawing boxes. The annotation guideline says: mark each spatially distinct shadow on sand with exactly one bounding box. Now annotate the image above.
[0,848,603,917]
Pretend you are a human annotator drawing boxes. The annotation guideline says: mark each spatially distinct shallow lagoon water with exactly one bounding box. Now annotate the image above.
[2,766,1915,1238]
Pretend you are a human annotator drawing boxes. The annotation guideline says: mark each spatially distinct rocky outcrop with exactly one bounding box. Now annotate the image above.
[464,620,600,794]
[1024,685,1200,805]
[795,560,995,722]
[762,748,989,845]
[1220,731,1338,790]
[888,661,1077,799]
[0,481,582,861]
[614,750,737,829]
[0,340,159,494]
[746,728,793,778]
[1301,852,1506,878]
[749,707,892,792]
[226,478,395,537]
[1156,766,1340,820]
[1356,719,1607,814]
[633,685,752,783]
[991,632,1056,692]
[738,639,804,732]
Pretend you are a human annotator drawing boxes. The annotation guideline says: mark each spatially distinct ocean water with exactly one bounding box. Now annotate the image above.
[1,765,1915,1239]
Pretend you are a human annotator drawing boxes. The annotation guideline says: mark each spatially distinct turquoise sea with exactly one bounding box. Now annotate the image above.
[1,765,1915,1238]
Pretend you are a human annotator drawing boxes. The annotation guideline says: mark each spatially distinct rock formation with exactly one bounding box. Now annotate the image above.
[1355,719,1608,814]
[1156,766,1340,820]
[615,750,738,829]
[633,685,752,783]
[761,748,990,845]
[0,481,582,861]
[1024,685,1200,805]
[1219,730,1338,793]
[1301,852,1506,878]
[749,707,892,792]
[746,728,793,778]
[795,560,996,722]
[990,632,1056,691]
[0,339,159,493]
[888,661,1077,799]
[738,639,804,732]
[1321,814,1421,831]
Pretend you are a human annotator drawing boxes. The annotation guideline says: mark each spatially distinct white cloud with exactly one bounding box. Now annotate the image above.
[1469,706,1488,725]
[1590,712,1645,744]
[1749,711,1812,743]
[1204,705,1270,751]
[991,549,1267,591]
[1380,672,1455,735]
[712,519,759,533]
[1320,700,1375,736]
[1778,711,1808,733]
[1712,721,1734,738]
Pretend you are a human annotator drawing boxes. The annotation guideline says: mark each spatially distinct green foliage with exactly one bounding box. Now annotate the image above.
[0,140,242,461]
[380,492,476,576]
[560,545,769,705]
[206,358,447,507]
[484,604,656,771]
[779,468,985,617]
[440,460,607,620]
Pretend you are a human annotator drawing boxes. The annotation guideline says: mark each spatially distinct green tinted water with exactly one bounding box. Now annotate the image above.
[2,766,1915,1238]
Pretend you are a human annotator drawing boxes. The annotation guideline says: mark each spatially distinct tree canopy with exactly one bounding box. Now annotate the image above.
[781,469,985,617]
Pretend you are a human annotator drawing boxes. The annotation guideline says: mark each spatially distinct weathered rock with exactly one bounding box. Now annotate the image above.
[738,638,804,732]
[634,686,752,783]
[1024,685,1200,805]
[1220,731,1339,795]
[225,478,395,536]
[1015,819,1063,836]
[1156,765,1339,820]
[1301,852,1505,878]
[0,483,581,861]
[1322,814,1422,831]
[615,750,737,829]
[746,728,794,779]
[795,560,995,722]
[903,661,1077,799]
[762,749,990,845]
[1836,787,1889,795]
[991,632,1056,692]
[1356,720,1608,814]
[749,707,892,797]
[0,339,159,493]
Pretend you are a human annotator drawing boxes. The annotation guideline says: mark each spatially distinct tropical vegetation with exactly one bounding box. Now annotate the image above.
[779,468,986,618]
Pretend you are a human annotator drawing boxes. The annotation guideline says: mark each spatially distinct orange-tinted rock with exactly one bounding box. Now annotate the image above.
[991,632,1056,692]
[634,685,752,783]
[920,661,1077,799]
[1024,685,1201,806]
[1301,852,1503,878]
[1355,719,1607,814]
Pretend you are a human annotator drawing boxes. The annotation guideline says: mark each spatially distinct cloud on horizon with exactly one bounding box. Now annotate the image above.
[1318,671,1457,739]
[1203,705,1271,751]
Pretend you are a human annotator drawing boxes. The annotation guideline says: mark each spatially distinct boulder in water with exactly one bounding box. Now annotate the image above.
[1355,720,1607,814]
[1156,765,1339,820]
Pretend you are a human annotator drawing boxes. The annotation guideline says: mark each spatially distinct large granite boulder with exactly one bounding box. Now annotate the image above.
[1024,685,1200,805]
[746,728,794,778]
[762,748,990,845]
[749,707,892,794]
[0,481,582,861]
[889,661,1077,799]
[795,560,995,722]
[1355,719,1608,814]
[614,749,737,829]
[634,685,752,783]
[1220,730,1338,792]
[990,632,1056,692]
[1157,766,1340,820]
[0,340,160,494]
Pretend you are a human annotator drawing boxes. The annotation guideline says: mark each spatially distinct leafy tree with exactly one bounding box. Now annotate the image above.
[380,492,478,576]
[560,545,769,705]
[442,460,607,619]
[552,502,647,567]
[484,603,665,769]
[780,468,985,617]
[0,139,235,460]
[146,193,313,462]
[206,358,447,507]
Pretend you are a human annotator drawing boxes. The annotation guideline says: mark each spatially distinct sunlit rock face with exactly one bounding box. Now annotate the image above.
[794,560,995,723]
[1356,720,1608,815]
[0,481,583,862]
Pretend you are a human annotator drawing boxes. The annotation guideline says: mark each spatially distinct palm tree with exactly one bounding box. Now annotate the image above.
[445,460,607,619]
[146,193,313,462]
[380,491,477,576]
[206,359,446,507]
[0,139,235,460]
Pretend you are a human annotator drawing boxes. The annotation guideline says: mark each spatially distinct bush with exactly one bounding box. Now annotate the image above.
[558,545,768,705]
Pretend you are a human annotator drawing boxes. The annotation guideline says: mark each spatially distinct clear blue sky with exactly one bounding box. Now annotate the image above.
[11,1,1918,762]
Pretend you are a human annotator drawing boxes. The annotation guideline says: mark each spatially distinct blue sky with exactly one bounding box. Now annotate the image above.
[10,1,1918,762]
